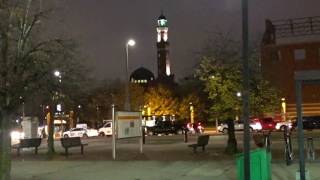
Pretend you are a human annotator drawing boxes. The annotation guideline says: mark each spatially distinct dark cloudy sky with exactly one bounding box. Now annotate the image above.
[46,0,320,81]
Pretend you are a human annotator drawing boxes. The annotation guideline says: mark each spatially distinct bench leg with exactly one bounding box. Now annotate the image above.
[65,148,68,157]
[17,148,20,156]
[202,146,205,152]
[81,145,84,155]
[193,147,197,153]
[35,147,38,155]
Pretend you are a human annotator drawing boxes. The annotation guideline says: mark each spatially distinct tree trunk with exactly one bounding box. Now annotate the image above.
[225,119,238,154]
[0,110,12,180]
[47,111,55,158]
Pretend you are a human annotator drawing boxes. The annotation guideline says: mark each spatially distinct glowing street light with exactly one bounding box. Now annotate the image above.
[54,70,60,77]
[124,39,136,111]
[127,39,136,46]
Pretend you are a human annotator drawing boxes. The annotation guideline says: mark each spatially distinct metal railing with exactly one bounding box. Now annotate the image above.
[273,16,320,38]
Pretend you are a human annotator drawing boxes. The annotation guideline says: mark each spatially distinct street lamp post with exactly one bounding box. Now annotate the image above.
[189,102,194,124]
[19,96,25,121]
[236,92,242,121]
[241,0,250,179]
[54,70,63,135]
[124,39,135,111]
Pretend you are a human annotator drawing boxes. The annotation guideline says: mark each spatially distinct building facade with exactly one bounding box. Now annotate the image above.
[261,16,320,118]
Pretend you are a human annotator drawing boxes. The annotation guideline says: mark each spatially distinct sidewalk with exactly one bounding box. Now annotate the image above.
[10,135,320,180]
[12,160,320,180]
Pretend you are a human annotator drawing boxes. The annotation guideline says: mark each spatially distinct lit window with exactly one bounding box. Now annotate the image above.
[294,49,305,61]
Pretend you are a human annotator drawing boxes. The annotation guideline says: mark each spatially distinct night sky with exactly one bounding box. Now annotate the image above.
[47,0,320,81]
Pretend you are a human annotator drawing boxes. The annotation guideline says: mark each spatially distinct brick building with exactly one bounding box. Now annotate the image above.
[261,16,320,118]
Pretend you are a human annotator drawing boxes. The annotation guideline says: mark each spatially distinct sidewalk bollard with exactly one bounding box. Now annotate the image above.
[264,134,270,152]
[307,137,315,161]
[284,126,293,165]
[142,127,146,144]
[184,130,188,143]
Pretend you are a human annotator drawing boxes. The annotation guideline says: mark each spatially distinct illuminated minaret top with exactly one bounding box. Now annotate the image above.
[156,13,171,78]
[157,14,168,42]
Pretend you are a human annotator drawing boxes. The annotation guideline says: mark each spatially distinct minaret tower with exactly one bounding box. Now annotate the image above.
[156,13,171,79]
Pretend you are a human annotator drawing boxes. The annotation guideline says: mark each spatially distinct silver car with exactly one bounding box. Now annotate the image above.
[217,120,262,133]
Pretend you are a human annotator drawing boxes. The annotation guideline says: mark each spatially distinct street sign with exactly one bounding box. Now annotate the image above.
[116,111,141,139]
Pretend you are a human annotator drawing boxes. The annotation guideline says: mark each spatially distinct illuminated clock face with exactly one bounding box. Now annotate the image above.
[158,19,167,27]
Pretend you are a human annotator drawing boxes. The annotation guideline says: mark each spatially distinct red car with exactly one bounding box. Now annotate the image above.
[258,117,277,131]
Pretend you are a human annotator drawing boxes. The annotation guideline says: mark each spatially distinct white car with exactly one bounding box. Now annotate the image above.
[98,122,112,136]
[11,130,25,145]
[217,120,262,133]
[275,121,292,131]
[62,128,98,138]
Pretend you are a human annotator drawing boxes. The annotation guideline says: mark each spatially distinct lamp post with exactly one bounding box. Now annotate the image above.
[124,39,135,111]
[77,105,81,123]
[241,0,250,179]
[189,102,194,124]
[19,96,25,121]
[281,98,286,121]
[54,70,63,134]
[236,92,242,121]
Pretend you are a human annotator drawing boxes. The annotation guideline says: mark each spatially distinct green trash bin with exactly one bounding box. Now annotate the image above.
[236,148,271,180]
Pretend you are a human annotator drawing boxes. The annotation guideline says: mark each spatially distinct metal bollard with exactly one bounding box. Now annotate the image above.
[307,137,315,161]
[184,130,188,143]
[284,126,293,165]
[264,134,271,152]
[142,127,146,144]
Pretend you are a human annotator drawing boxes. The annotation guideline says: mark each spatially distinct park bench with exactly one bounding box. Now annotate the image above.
[12,138,42,156]
[188,135,210,153]
[60,137,88,157]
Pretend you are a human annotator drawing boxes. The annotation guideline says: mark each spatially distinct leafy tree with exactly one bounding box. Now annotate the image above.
[196,57,242,120]
[176,77,206,122]
[248,48,280,116]
[0,1,88,179]
[144,84,177,116]
[195,33,281,154]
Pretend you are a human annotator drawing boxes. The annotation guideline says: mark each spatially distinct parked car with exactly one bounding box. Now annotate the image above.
[217,119,262,133]
[63,127,98,138]
[145,120,186,135]
[258,117,277,131]
[98,121,112,136]
[275,120,293,131]
[292,116,320,130]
